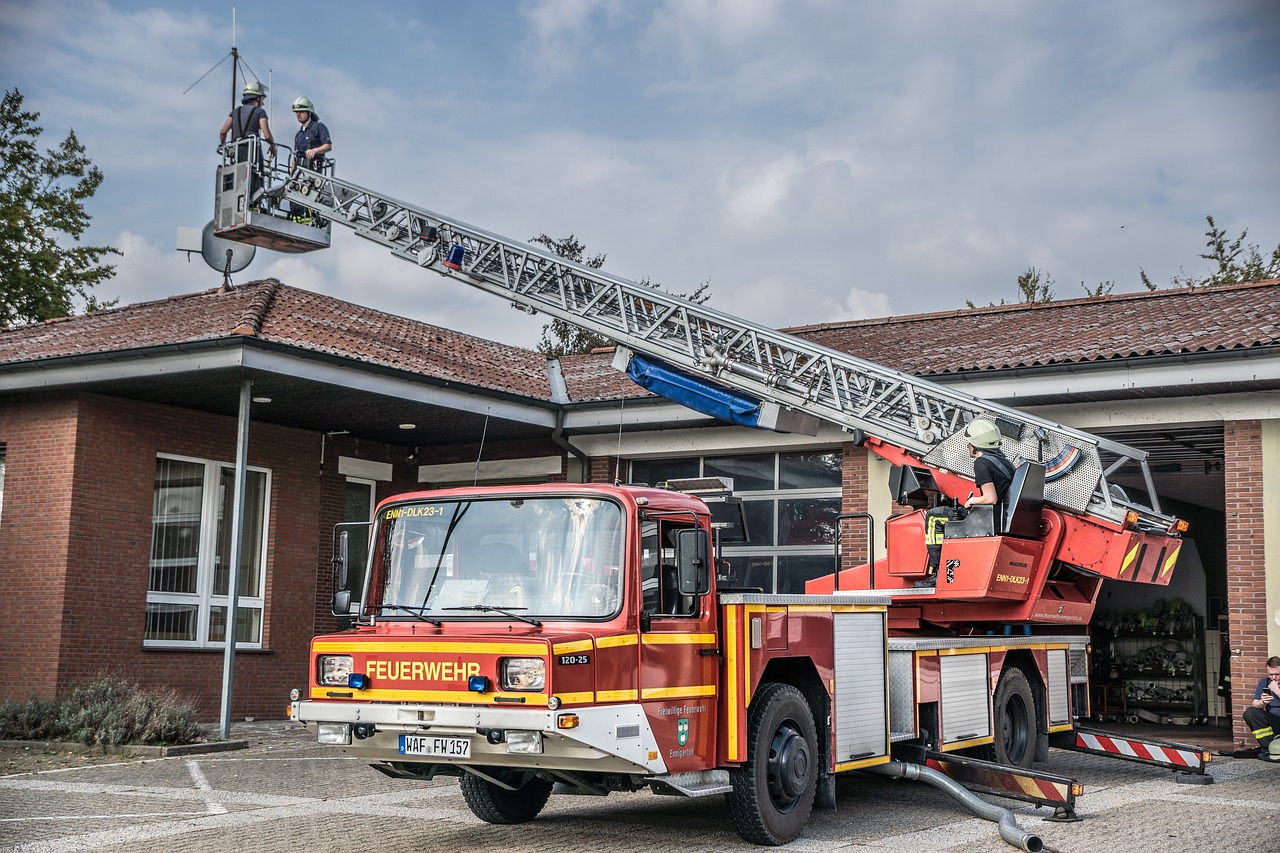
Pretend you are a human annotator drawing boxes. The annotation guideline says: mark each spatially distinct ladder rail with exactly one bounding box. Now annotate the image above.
[277,171,1173,527]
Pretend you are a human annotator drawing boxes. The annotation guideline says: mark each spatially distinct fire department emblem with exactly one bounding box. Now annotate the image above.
[677,717,689,745]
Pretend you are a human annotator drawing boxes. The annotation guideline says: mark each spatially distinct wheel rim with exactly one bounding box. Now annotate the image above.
[766,720,811,810]
[1002,693,1030,761]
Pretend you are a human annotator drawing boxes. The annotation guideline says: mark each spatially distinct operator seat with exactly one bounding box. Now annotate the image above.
[1002,462,1045,539]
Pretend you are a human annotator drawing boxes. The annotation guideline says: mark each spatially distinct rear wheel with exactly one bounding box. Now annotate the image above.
[727,683,818,845]
[981,667,1037,768]
[459,771,553,824]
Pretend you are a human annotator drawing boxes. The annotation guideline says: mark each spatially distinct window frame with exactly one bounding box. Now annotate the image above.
[145,453,272,650]
[631,450,842,594]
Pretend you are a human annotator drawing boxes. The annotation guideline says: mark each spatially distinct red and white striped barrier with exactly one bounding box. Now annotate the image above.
[1072,727,1209,773]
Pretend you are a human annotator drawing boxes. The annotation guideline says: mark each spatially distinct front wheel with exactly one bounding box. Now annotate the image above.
[728,683,819,845]
[459,771,553,824]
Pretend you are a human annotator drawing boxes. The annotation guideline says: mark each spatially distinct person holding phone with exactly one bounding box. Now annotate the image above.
[1245,655,1280,761]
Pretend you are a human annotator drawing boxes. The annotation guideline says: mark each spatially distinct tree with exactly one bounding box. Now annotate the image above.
[1079,280,1115,298]
[1141,215,1280,290]
[529,234,610,357]
[530,233,712,357]
[0,88,119,329]
[967,266,1057,308]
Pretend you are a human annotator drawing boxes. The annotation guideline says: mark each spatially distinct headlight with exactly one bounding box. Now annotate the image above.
[318,655,354,686]
[500,657,545,691]
[505,730,543,754]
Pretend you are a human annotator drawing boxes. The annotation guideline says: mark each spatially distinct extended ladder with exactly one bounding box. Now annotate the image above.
[269,171,1174,528]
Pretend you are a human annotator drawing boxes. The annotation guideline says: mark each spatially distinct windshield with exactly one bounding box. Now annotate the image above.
[369,495,625,620]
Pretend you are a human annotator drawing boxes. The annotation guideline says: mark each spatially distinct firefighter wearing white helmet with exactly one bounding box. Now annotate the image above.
[218,80,276,162]
[291,95,332,173]
[962,418,1015,510]
[915,418,1017,588]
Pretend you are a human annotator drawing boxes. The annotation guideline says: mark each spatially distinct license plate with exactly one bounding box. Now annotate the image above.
[399,735,472,759]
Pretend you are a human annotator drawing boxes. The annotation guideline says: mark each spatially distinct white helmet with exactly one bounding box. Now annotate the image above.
[964,418,1003,449]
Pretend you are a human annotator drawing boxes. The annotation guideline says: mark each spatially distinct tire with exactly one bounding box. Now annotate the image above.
[727,683,818,845]
[459,771,553,824]
[980,667,1037,768]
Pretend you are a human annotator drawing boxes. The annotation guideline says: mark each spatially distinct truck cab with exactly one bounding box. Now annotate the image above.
[296,483,722,782]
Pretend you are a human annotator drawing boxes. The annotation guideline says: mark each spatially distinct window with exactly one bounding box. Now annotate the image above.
[640,515,700,617]
[0,443,6,523]
[146,455,271,648]
[632,450,841,594]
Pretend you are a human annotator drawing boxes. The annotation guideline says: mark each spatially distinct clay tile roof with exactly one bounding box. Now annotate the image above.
[0,279,553,400]
[558,348,644,402]
[2,278,1275,404]
[785,279,1280,376]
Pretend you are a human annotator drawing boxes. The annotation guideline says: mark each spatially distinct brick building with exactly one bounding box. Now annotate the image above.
[0,277,1276,746]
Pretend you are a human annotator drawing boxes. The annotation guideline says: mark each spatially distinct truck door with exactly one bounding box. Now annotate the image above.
[639,514,718,771]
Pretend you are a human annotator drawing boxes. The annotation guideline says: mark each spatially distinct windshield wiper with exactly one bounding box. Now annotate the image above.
[443,604,542,627]
[379,604,442,626]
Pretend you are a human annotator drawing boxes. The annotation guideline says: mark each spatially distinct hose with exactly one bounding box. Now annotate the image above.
[867,761,1043,852]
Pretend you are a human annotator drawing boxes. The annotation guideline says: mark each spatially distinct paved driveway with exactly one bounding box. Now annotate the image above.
[1,723,1275,852]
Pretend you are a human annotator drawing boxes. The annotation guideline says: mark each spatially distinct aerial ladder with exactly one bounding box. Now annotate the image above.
[215,149,1186,618]
[218,149,1210,810]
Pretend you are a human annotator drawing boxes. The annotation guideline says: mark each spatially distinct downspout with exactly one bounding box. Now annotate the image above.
[547,358,589,483]
[866,762,1043,852]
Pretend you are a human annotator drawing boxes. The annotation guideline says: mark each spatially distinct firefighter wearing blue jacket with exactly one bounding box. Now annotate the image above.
[1245,656,1280,761]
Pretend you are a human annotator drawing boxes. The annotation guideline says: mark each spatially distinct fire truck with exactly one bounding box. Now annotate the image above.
[215,143,1207,848]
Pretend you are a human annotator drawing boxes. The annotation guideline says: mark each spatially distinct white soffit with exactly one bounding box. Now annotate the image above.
[338,457,393,482]
[418,455,562,484]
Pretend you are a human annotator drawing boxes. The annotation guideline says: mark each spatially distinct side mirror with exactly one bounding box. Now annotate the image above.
[676,528,711,596]
[331,588,351,616]
[333,530,350,588]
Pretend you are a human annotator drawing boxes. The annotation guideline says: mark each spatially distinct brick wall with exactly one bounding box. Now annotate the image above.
[840,442,870,568]
[588,455,621,484]
[0,393,324,720]
[0,397,79,698]
[1224,419,1267,744]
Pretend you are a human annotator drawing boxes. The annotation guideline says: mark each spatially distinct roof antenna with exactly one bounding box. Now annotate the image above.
[183,7,264,111]
[473,409,491,486]
[613,398,625,486]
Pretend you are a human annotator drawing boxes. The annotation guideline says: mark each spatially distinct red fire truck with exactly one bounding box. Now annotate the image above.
[213,147,1204,848]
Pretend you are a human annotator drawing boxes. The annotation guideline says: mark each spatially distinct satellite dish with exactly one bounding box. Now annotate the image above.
[200,220,256,273]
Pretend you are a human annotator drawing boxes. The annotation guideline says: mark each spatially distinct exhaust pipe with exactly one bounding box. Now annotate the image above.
[867,761,1043,852]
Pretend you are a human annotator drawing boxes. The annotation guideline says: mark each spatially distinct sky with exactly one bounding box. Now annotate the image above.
[2,0,1278,349]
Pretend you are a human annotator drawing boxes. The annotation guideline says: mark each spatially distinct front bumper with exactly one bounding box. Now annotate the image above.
[292,699,666,775]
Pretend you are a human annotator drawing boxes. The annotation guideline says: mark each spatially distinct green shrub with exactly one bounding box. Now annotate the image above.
[0,697,62,741]
[0,676,207,746]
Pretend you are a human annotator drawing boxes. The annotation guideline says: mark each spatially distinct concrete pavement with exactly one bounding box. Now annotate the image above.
[1,722,1275,852]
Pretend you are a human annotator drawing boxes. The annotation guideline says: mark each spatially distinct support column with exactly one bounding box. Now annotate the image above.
[840,442,871,569]
[1224,418,1279,746]
[219,380,252,740]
